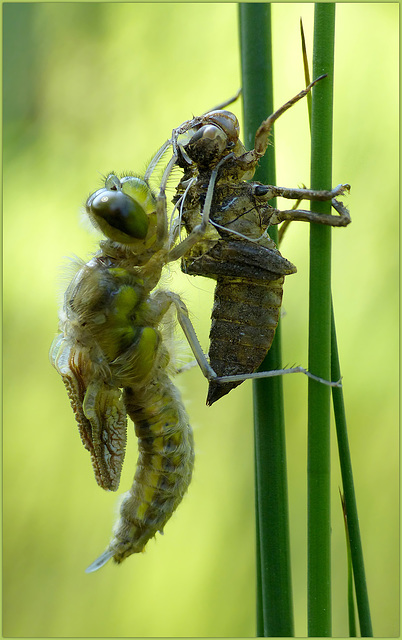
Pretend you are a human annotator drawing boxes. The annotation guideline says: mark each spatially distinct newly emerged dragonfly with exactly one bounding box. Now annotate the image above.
[150,75,351,404]
[50,173,216,571]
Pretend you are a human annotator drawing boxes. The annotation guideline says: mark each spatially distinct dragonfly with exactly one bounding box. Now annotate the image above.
[50,172,221,571]
[50,77,349,571]
[149,75,351,404]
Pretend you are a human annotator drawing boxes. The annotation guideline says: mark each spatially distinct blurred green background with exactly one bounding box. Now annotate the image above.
[3,3,398,637]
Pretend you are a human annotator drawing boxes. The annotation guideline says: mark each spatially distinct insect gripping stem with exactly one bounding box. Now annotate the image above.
[51,78,350,568]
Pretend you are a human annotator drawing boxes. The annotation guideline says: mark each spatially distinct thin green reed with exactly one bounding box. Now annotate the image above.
[239,4,371,636]
[300,14,372,635]
[239,4,294,637]
[307,4,335,635]
[331,307,373,636]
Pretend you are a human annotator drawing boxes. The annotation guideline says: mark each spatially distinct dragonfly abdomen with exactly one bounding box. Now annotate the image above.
[207,276,284,405]
[103,374,194,564]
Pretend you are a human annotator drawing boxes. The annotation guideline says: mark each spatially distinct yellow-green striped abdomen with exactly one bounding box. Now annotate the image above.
[103,373,194,564]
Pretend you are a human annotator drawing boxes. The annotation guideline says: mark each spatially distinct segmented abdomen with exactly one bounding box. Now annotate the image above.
[88,372,194,569]
[207,276,284,405]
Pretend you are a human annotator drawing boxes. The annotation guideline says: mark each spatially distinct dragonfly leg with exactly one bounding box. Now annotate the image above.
[150,290,217,381]
[236,75,326,170]
[254,76,326,158]
[165,154,233,262]
[268,200,351,227]
[151,291,341,389]
[212,368,342,388]
[267,183,350,202]
[144,138,173,183]
[153,153,178,245]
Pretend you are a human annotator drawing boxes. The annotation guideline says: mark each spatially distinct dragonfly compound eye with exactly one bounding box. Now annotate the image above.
[87,189,149,242]
[203,110,240,145]
[185,124,228,166]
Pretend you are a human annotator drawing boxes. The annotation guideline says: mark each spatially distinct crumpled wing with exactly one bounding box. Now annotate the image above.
[50,335,127,491]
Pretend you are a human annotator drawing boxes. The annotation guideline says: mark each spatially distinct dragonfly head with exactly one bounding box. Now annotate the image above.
[179,110,240,169]
[86,175,154,244]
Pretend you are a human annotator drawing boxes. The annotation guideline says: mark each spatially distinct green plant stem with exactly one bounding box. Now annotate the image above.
[239,3,294,637]
[307,4,335,636]
[341,489,357,637]
[331,305,373,636]
[301,18,371,636]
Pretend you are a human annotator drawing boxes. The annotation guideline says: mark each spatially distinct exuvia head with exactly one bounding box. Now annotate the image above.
[179,110,240,168]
